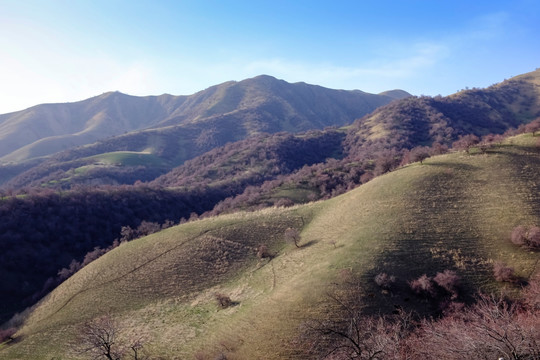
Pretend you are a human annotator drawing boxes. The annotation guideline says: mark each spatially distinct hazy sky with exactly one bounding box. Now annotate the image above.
[1,0,539,114]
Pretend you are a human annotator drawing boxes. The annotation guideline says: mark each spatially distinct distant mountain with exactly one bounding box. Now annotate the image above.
[0,75,407,164]
[157,69,540,214]
[0,92,186,163]
[378,89,412,100]
[5,69,540,192]
[0,76,409,188]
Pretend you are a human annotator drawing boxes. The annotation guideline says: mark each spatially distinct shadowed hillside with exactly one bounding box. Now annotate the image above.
[346,68,540,156]
[2,135,538,359]
[0,186,229,323]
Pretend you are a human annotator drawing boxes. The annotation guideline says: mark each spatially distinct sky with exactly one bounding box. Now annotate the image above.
[0,0,539,114]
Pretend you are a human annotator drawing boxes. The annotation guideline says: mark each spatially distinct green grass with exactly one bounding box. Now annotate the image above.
[2,136,540,359]
[86,151,168,167]
[268,184,317,203]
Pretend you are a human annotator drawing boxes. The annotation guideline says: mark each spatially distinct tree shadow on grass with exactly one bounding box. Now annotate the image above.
[300,239,319,248]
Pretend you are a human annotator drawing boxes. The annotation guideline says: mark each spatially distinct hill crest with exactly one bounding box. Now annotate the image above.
[0,75,407,164]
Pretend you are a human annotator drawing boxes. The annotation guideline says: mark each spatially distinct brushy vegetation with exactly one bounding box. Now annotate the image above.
[1,69,540,358]
[0,186,227,323]
[305,276,540,360]
[1,134,539,359]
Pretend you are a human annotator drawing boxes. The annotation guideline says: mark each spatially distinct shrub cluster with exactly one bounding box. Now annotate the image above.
[0,327,16,343]
[374,272,396,290]
[408,270,460,300]
[511,225,540,249]
[493,261,517,283]
[214,293,233,309]
[310,274,540,360]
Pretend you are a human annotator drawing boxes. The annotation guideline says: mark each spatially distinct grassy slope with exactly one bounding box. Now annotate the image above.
[2,136,539,359]
[86,151,168,167]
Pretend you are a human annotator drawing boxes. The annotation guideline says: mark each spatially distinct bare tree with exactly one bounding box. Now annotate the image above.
[305,294,414,360]
[71,315,147,360]
[409,146,431,164]
[452,134,480,154]
[284,228,301,248]
[411,293,540,360]
[525,118,540,136]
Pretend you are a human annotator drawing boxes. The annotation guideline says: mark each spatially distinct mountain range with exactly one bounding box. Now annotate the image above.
[0,75,407,164]
[1,69,540,359]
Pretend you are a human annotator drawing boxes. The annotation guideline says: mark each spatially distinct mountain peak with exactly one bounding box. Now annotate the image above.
[378,89,412,100]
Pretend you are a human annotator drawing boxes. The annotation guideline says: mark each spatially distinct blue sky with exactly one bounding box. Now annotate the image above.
[0,0,539,113]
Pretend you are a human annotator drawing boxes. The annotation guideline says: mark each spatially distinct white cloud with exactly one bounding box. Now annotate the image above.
[237,42,449,92]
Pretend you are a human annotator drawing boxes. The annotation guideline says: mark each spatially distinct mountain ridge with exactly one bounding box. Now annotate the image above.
[0,75,408,163]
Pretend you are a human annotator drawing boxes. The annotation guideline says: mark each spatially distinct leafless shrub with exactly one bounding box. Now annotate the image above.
[0,327,16,343]
[433,270,460,299]
[360,171,374,184]
[409,274,435,297]
[256,244,272,259]
[527,226,540,248]
[284,228,301,248]
[215,293,233,309]
[510,225,540,249]
[161,219,175,229]
[274,198,294,207]
[374,273,396,290]
[511,225,528,246]
[493,261,517,283]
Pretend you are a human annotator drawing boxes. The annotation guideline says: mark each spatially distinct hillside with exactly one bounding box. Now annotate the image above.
[0,186,229,324]
[162,69,540,215]
[0,70,539,328]
[0,75,404,166]
[346,68,540,156]
[150,129,346,190]
[0,92,185,163]
[6,69,538,193]
[2,134,538,359]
